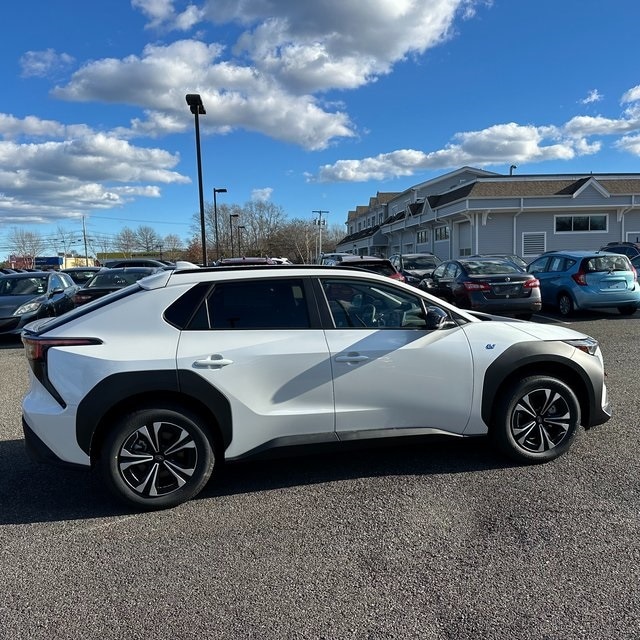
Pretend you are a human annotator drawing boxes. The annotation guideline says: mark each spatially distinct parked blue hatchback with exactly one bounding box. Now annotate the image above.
[527,250,640,316]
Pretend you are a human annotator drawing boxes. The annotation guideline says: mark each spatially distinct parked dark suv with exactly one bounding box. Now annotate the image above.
[599,242,640,259]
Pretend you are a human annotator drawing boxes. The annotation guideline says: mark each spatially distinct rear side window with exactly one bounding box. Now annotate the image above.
[191,278,310,330]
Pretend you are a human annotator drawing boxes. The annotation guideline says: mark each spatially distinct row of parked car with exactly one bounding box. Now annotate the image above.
[0,259,194,336]
[3,241,639,338]
[322,241,640,318]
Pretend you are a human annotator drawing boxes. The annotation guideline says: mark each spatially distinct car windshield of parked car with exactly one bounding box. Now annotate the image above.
[404,257,440,269]
[86,271,151,288]
[0,276,48,296]
[462,260,523,275]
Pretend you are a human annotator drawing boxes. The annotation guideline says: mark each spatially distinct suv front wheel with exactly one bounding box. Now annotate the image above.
[492,376,581,463]
[101,405,216,510]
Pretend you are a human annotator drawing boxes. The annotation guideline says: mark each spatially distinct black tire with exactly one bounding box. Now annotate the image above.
[558,293,574,317]
[491,376,581,463]
[100,404,216,510]
[617,305,637,316]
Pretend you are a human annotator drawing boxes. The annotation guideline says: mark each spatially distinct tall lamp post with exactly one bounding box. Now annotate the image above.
[312,210,329,262]
[213,187,227,262]
[185,93,207,266]
[229,213,239,256]
[237,225,245,256]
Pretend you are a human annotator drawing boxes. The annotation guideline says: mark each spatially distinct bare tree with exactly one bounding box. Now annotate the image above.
[135,226,161,253]
[49,225,80,256]
[8,227,47,268]
[113,227,137,258]
[162,234,184,261]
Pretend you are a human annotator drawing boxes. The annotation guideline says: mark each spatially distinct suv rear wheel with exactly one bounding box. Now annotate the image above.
[492,376,581,463]
[101,404,216,509]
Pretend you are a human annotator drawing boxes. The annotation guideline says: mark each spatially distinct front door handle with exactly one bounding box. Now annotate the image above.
[193,355,233,369]
[335,353,369,363]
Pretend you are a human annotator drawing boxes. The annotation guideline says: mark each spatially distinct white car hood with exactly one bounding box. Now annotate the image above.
[509,321,591,342]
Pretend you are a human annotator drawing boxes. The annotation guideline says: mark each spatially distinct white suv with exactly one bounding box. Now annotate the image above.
[21,265,611,510]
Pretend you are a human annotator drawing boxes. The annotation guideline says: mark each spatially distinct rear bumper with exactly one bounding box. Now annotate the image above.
[22,417,88,470]
[467,295,542,315]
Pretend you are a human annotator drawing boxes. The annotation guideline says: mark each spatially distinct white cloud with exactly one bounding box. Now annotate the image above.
[132,0,204,31]
[621,85,640,104]
[251,187,273,201]
[580,89,603,104]
[313,121,604,182]
[0,116,188,220]
[20,49,75,78]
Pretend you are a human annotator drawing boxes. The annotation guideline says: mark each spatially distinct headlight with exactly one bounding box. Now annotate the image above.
[405,275,420,283]
[13,301,42,316]
[563,337,599,355]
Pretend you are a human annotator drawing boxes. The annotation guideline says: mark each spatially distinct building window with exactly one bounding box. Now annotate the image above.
[434,226,450,241]
[555,214,607,233]
[416,230,429,244]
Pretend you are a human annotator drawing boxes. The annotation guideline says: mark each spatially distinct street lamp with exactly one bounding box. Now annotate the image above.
[229,213,239,256]
[213,187,227,262]
[237,225,245,256]
[186,93,207,266]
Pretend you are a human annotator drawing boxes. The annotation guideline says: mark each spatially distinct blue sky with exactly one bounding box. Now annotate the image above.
[2,0,640,255]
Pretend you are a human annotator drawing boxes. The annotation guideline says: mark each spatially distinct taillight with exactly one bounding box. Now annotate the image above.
[463,281,491,291]
[524,278,540,288]
[571,271,588,286]
[22,336,101,363]
[390,272,405,281]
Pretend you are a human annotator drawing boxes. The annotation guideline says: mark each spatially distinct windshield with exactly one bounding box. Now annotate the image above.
[404,257,439,269]
[0,276,48,296]
[87,271,153,288]
[462,260,522,275]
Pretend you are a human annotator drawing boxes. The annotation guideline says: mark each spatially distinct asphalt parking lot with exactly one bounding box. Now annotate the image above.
[1,311,639,639]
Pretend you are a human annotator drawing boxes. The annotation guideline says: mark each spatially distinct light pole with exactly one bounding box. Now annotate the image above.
[237,225,245,256]
[312,210,329,262]
[186,93,207,266]
[229,213,239,256]
[213,187,227,262]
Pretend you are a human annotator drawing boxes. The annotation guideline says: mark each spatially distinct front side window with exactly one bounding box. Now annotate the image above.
[322,277,428,329]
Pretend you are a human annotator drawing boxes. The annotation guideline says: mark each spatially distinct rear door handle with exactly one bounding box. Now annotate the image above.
[193,355,233,369]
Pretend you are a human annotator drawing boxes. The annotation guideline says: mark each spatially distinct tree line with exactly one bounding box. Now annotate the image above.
[1,200,345,267]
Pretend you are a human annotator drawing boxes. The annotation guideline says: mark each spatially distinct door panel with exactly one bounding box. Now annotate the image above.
[177,329,334,458]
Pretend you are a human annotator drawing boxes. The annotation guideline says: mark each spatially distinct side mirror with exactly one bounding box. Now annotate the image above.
[425,307,449,330]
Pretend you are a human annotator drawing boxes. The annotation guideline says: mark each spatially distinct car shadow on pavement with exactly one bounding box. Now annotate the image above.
[202,436,513,501]
[0,436,514,524]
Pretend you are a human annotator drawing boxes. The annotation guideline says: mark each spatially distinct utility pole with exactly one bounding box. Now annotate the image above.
[82,216,89,266]
[312,210,329,263]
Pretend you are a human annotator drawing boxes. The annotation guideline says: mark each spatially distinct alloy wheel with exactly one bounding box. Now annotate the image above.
[510,387,572,453]
[117,421,198,497]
